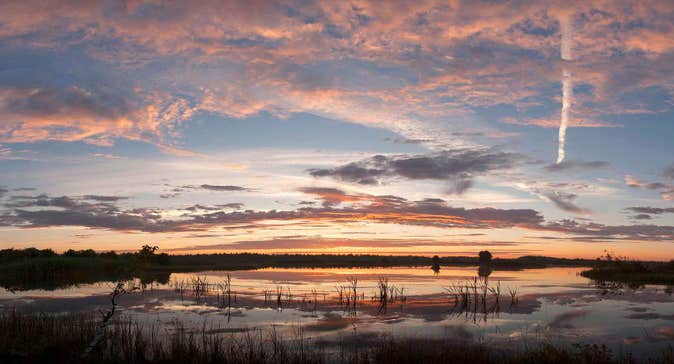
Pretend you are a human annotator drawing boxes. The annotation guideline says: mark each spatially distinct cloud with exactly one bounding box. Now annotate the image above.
[0,86,196,154]
[625,175,674,201]
[543,219,674,242]
[523,181,602,214]
[625,175,668,190]
[0,0,670,155]
[219,203,245,210]
[447,179,474,195]
[199,184,249,192]
[4,86,131,121]
[167,238,522,252]
[298,187,371,207]
[0,190,544,233]
[663,165,674,179]
[544,160,610,172]
[543,192,591,215]
[548,310,590,329]
[625,207,674,215]
[184,203,244,211]
[91,153,123,159]
[499,116,620,129]
[81,195,129,202]
[308,149,518,191]
[383,137,433,144]
[625,206,674,220]
[158,184,251,198]
[2,189,672,243]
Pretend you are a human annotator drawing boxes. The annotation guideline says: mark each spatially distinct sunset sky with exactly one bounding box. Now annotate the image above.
[1,0,673,259]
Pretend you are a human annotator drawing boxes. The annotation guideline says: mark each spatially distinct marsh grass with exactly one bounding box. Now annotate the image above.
[171,278,188,300]
[509,287,519,306]
[374,277,407,314]
[581,254,674,287]
[190,276,210,302]
[1,312,672,364]
[444,276,520,322]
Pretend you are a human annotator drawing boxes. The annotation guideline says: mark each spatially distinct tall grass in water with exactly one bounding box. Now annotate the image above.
[271,285,295,310]
[444,276,518,322]
[190,276,209,302]
[215,274,232,309]
[509,287,519,306]
[170,278,187,300]
[1,312,672,364]
[374,277,406,314]
[347,277,358,310]
[581,253,674,286]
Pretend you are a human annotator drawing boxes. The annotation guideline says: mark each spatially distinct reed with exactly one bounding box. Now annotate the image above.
[509,287,519,306]
[335,285,345,305]
[346,277,358,309]
[189,276,209,302]
[170,278,187,301]
[2,311,670,364]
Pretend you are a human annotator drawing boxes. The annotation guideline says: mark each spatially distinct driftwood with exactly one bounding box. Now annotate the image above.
[81,281,136,358]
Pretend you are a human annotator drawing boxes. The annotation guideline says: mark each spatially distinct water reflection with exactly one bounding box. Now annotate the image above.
[1,266,672,360]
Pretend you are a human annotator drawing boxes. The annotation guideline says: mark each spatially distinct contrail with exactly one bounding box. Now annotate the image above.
[557,69,573,163]
[556,15,573,164]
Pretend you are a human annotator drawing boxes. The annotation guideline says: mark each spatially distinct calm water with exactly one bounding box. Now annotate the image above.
[1,266,673,358]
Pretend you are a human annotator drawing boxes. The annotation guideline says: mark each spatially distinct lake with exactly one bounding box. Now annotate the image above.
[1,266,673,359]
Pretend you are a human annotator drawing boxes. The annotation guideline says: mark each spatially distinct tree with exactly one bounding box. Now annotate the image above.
[135,245,159,267]
[431,255,441,273]
[138,245,158,259]
[478,250,493,265]
[135,245,169,267]
[99,250,118,259]
[478,264,493,278]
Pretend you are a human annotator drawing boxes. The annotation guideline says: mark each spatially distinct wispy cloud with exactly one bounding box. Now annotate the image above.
[167,237,523,252]
[625,206,674,220]
[625,175,674,201]
[199,184,249,192]
[543,191,591,215]
[544,160,609,172]
[0,1,671,154]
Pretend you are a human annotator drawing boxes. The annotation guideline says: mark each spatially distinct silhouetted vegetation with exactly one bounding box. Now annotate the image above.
[0,247,611,291]
[478,250,493,265]
[431,255,441,273]
[0,247,168,291]
[581,252,674,286]
[130,251,602,271]
[1,311,672,364]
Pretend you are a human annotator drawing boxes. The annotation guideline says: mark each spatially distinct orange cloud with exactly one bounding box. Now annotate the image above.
[0,0,672,151]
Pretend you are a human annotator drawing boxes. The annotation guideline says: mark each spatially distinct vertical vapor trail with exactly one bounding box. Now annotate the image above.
[556,15,573,164]
[557,69,573,164]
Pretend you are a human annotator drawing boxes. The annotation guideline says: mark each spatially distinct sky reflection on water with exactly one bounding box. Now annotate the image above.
[1,266,672,359]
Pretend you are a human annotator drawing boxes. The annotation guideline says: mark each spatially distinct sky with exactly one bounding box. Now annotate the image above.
[0,0,673,260]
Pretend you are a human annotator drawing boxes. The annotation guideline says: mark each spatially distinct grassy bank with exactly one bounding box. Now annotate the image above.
[0,257,134,291]
[0,247,169,291]
[1,311,671,364]
[580,254,674,286]
[0,247,602,291]
[163,253,597,271]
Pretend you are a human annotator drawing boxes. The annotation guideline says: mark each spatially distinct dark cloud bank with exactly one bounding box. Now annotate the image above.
[307,149,518,193]
[1,189,672,243]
